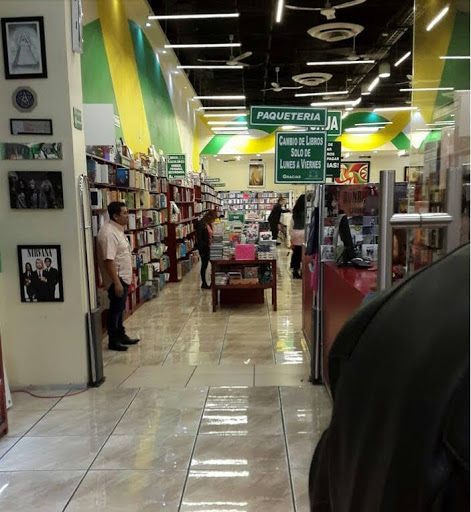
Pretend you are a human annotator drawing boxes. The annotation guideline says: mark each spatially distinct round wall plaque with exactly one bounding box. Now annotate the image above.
[12,87,37,113]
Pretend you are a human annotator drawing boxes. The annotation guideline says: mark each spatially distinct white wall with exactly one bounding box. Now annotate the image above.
[0,0,90,386]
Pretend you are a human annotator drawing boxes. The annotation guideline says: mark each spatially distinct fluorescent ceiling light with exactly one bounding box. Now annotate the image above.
[213,131,249,135]
[355,122,392,126]
[310,99,360,107]
[440,55,471,60]
[178,65,243,69]
[426,6,449,31]
[368,77,380,92]
[208,121,248,125]
[400,87,454,92]
[165,43,241,48]
[341,111,349,119]
[416,128,441,131]
[307,60,375,65]
[194,95,246,100]
[373,106,418,112]
[203,113,248,117]
[197,106,247,110]
[345,127,380,134]
[295,90,348,97]
[148,13,240,20]
[276,0,285,23]
[212,126,250,130]
[346,107,354,111]
[394,51,411,67]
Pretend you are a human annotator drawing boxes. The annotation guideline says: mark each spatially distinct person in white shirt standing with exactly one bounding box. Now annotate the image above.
[97,202,140,351]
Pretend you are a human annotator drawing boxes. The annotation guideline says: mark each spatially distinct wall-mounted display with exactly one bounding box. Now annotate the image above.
[8,171,63,209]
[17,245,63,302]
[12,86,37,112]
[1,17,48,79]
[0,142,62,160]
[335,162,370,185]
[248,162,265,187]
[10,118,53,136]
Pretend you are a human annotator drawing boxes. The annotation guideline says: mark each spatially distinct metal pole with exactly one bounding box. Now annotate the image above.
[378,170,395,291]
[445,167,463,253]
[390,212,453,228]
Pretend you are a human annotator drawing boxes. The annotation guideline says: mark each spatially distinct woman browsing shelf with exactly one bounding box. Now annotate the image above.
[268,195,290,245]
[290,194,306,279]
[196,210,217,289]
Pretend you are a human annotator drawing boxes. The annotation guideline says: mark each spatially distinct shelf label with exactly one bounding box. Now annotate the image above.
[167,154,186,178]
[275,132,327,184]
[326,141,341,178]
[250,106,327,127]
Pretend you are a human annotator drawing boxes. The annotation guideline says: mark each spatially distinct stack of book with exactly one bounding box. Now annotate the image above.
[210,234,224,260]
[258,240,277,260]
[214,272,229,286]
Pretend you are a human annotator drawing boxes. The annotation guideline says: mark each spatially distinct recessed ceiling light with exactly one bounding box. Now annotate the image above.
[256,153,261,156]
[295,90,348,98]
[165,43,241,49]
[148,13,240,20]
[178,65,243,69]
[307,60,375,66]
[194,95,246,100]
[394,51,411,67]
[400,87,454,92]
[426,6,449,32]
[145,22,151,27]
[161,50,167,54]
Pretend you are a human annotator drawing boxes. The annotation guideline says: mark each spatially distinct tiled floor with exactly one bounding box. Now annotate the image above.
[0,251,332,511]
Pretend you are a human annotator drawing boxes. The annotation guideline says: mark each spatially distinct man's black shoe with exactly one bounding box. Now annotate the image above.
[201,283,211,289]
[120,335,140,345]
[108,343,128,351]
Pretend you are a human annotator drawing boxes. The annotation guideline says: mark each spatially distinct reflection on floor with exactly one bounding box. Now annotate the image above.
[0,251,332,511]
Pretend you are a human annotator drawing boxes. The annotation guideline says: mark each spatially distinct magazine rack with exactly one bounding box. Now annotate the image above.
[0,334,8,438]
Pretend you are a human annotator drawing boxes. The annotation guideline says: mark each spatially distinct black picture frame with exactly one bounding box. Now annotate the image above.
[8,171,64,209]
[1,16,48,79]
[10,118,53,136]
[17,245,64,302]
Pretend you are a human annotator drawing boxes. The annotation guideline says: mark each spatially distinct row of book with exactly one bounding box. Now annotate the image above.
[128,210,168,230]
[176,253,199,280]
[133,242,167,266]
[176,239,195,259]
[201,183,216,195]
[172,187,193,203]
[90,188,167,211]
[175,223,195,239]
[218,191,288,199]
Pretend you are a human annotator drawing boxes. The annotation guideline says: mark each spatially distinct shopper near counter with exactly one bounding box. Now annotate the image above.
[309,244,470,512]
[196,210,217,289]
[268,195,290,244]
[290,194,306,279]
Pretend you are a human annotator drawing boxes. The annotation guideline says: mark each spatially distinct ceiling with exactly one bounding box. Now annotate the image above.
[149,0,414,110]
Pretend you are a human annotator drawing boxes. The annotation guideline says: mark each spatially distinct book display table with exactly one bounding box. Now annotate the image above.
[211,258,277,312]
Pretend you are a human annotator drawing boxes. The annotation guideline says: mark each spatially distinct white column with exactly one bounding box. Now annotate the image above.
[0,0,90,386]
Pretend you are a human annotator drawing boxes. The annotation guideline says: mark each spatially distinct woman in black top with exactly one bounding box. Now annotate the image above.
[268,196,290,244]
[290,194,306,278]
[196,210,217,289]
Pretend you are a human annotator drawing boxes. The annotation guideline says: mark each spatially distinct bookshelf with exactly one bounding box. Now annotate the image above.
[195,182,223,215]
[218,190,293,217]
[86,153,170,323]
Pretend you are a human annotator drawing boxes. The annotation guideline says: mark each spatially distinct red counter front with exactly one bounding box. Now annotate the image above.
[323,263,377,387]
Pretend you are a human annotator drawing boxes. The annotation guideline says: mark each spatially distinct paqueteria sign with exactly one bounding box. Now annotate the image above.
[275,132,327,184]
[250,106,327,127]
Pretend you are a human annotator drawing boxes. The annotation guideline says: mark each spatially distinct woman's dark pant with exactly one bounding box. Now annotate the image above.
[200,253,210,286]
[291,245,302,272]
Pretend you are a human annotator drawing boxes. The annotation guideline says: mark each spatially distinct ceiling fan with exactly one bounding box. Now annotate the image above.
[198,34,253,67]
[397,74,413,86]
[286,0,367,20]
[261,67,303,93]
[325,36,374,61]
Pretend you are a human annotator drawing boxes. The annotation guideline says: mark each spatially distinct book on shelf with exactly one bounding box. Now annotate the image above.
[117,168,129,187]
[128,213,137,230]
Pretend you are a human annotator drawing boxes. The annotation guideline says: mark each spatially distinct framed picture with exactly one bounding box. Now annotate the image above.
[17,245,64,302]
[404,166,422,183]
[335,162,370,185]
[1,17,48,79]
[10,119,53,136]
[0,142,63,160]
[9,171,64,209]
[248,162,265,187]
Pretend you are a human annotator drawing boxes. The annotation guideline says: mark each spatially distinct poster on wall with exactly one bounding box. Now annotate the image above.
[0,142,63,160]
[248,162,265,187]
[334,162,370,185]
[1,17,48,79]
[8,171,64,209]
[17,245,64,302]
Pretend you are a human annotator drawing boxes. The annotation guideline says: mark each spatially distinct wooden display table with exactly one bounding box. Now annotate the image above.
[0,335,8,438]
[211,258,277,312]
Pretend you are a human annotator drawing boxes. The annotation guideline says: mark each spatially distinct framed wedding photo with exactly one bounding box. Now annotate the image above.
[17,245,64,302]
[1,17,48,79]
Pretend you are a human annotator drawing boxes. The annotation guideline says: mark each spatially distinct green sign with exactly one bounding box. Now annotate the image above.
[250,106,327,127]
[326,141,341,178]
[204,177,220,183]
[275,132,327,184]
[228,212,245,223]
[73,107,82,130]
[213,183,226,187]
[167,154,186,178]
[310,110,342,137]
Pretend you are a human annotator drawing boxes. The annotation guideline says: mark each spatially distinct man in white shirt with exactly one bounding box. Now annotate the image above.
[97,202,139,351]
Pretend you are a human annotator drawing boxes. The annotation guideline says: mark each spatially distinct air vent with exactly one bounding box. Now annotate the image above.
[308,23,364,42]
[292,72,332,87]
